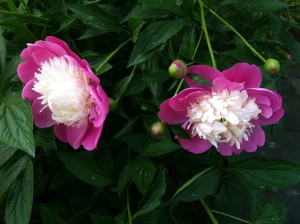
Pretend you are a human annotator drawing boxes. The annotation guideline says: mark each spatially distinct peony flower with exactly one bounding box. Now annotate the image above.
[158,63,284,156]
[17,36,109,150]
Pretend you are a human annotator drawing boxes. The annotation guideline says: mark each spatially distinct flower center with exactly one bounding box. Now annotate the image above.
[187,90,261,149]
[33,56,92,127]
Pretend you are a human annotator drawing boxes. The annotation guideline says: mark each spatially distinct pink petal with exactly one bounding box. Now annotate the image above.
[249,122,265,147]
[35,40,67,56]
[32,49,56,65]
[54,124,68,142]
[216,144,235,156]
[31,99,56,128]
[66,124,88,149]
[17,61,39,84]
[222,63,262,89]
[178,136,212,154]
[212,77,244,91]
[259,104,273,118]
[22,79,40,103]
[257,108,284,126]
[158,99,187,125]
[20,48,32,61]
[82,124,103,150]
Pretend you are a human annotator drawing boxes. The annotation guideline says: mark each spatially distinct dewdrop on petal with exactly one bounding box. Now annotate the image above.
[151,121,166,137]
[168,60,187,79]
[264,58,280,75]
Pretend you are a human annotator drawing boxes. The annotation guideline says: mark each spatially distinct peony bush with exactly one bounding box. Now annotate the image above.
[0,0,300,224]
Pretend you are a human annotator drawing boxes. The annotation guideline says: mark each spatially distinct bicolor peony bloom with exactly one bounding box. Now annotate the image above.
[158,63,284,156]
[17,36,109,150]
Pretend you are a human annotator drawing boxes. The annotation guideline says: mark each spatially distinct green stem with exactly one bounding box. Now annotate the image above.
[96,38,131,73]
[61,0,68,16]
[192,29,204,60]
[199,0,217,69]
[200,199,219,224]
[126,188,133,224]
[211,210,253,224]
[174,79,185,95]
[207,7,266,63]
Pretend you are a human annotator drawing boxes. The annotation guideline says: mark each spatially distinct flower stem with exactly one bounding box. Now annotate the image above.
[126,187,133,224]
[200,198,219,224]
[199,0,217,69]
[174,79,185,95]
[206,7,266,63]
[211,209,253,224]
[96,38,131,74]
[192,29,204,61]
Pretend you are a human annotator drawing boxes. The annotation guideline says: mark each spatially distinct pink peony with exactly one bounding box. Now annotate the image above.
[158,63,284,156]
[17,36,109,150]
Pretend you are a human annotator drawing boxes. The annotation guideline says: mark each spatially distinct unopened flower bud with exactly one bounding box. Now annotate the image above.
[109,98,118,112]
[168,60,187,79]
[151,121,166,137]
[264,59,280,75]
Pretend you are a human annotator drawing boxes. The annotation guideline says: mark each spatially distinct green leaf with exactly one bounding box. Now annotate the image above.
[0,89,35,156]
[128,19,188,66]
[5,159,33,224]
[68,5,123,34]
[179,25,196,59]
[222,0,289,12]
[0,142,17,167]
[40,205,67,224]
[129,17,145,43]
[113,116,139,139]
[0,28,6,71]
[58,152,115,188]
[169,125,190,139]
[225,157,300,190]
[0,152,29,201]
[280,30,300,62]
[133,169,166,218]
[142,140,180,157]
[0,56,22,92]
[89,214,117,224]
[253,200,287,224]
[139,0,185,16]
[171,168,220,203]
[54,16,77,34]
[113,66,137,98]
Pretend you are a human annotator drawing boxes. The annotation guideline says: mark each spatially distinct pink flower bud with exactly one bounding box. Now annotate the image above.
[151,121,166,137]
[264,59,280,75]
[168,60,187,79]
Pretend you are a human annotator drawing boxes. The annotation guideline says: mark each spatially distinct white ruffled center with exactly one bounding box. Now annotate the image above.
[187,90,261,149]
[33,56,92,127]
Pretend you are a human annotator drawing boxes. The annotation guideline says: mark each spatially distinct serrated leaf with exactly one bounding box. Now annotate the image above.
[225,157,300,190]
[171,168,220,203]
[0,152,29,200]
[5,159,33,224]
[133,169,166,218]
[40,205,67,224]
[139,0,184,16]
[68,5,122,34]
[0,89,35,156]
[129,17,145,43]
[58,152,115,188]
[128,19,188,66]
[142,140,180,157]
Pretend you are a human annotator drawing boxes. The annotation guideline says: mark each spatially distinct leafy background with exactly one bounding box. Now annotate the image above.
[0,0,300,223]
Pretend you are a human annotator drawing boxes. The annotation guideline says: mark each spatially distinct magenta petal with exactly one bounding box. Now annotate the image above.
[223,63,262,88]
[20,48,32,61]
[54,124,68,142]
[178,136,212,154]
[82,124,103,150]
[32,49,56,65]
[22,79,40,103]
[17,61,39,84]
[216,144,235,156]
[188,65,223,84]
[66,124,88,149]
[249,122,265,147]
[31,99,56,128]
[158,99,187,124]
[240,140,257,152]
[259,104,273,118]
[258,108,284,126]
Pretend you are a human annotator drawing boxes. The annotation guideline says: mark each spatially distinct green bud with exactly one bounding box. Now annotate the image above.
[168,60,187,79]
[151,121,166,137]
[109,98,118,112]
[264,59,280,75]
